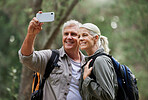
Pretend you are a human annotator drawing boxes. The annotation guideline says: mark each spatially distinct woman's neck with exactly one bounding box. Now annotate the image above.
[86,45,98,56]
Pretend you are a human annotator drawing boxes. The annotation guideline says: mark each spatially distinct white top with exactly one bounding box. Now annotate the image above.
[66,58,82,100]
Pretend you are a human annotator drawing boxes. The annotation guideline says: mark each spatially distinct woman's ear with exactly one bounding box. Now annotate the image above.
[94,35,99,44]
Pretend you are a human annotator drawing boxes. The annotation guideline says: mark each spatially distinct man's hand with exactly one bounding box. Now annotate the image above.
[28,17,44,35]
[83,59,93,80]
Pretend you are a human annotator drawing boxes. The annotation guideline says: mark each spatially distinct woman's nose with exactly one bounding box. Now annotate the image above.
[79,36,83,40]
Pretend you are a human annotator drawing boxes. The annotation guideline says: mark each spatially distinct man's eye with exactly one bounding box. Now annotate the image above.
[64,33,68,35]
[71,32,77,36]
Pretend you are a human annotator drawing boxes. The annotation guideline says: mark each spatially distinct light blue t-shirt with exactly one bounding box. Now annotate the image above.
[66,58,82,100]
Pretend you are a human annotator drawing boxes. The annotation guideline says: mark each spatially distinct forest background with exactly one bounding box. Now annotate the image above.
[0,0,148,100]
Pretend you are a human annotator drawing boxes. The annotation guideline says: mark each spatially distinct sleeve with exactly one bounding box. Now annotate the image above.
[18,49,52,75]
[81,56,115,100]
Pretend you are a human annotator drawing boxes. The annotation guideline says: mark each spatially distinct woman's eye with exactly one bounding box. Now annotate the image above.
[83,34,88,36]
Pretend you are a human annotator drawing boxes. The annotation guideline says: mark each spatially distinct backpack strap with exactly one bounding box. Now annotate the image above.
[85,53,110,80]
[90,53,125,78]
[88,53,124,79]
[39,50,59,89]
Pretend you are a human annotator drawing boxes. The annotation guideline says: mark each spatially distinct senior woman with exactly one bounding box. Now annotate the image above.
[79,23,118,100]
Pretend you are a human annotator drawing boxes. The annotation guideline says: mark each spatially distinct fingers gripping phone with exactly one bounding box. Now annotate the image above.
[36,12,54,22]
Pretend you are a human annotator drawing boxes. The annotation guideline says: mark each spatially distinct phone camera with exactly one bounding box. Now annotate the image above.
[51,13,53,15]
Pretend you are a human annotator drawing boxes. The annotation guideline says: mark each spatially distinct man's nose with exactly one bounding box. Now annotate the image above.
[67,34,72,39]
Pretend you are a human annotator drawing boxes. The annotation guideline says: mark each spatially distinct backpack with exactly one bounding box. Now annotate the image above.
[31,50,59,100]
[87,53,139,100]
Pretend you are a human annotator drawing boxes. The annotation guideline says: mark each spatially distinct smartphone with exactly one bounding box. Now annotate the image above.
[36,12,54,22]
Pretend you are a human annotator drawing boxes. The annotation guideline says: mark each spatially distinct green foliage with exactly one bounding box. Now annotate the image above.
[6,67,20,99]
[0,10,19,100]
[0,0,147,99]
[0,0,31,99]
[130,66,148,100]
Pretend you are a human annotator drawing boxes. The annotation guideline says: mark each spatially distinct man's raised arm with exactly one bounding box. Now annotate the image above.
[21,17,43,56]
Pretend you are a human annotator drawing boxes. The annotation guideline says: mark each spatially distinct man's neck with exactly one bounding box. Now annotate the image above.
[65,49,81,63]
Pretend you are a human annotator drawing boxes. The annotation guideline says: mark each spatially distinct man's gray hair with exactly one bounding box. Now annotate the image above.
[62,20,82,35]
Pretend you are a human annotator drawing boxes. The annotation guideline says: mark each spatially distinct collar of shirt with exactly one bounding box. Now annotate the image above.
[59,46,85,66]
[85,47,104,62]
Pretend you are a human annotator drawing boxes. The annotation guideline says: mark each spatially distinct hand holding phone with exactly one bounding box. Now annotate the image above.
[36,12,54,22]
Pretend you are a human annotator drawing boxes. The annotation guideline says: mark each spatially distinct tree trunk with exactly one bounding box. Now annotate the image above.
[18,0,42,100]
[18,66,34,100]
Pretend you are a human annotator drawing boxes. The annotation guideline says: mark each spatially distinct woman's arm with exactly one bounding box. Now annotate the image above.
[81,56,116,100]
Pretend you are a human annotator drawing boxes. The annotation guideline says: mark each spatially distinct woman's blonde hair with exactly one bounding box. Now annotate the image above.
[80,23,110,54]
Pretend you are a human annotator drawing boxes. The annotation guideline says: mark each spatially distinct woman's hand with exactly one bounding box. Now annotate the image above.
[83,59,93,80]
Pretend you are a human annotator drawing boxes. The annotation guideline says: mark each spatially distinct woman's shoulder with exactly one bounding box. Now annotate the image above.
[95,54,111,63]
[93,54,113,69]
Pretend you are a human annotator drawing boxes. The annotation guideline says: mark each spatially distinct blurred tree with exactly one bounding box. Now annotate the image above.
[0,0,29,99]
[0,0,147,100]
